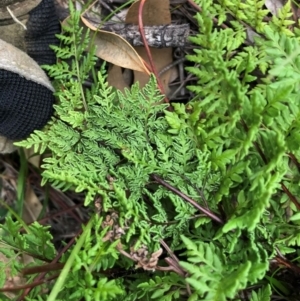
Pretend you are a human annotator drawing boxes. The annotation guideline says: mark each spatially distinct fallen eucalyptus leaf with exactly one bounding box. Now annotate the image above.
[81,15,150,74]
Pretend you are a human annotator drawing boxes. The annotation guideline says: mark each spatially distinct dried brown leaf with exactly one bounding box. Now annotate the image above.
[126,0,171,25]
[81,16,150,74]
[132,47,174,95]
[107,65,131,92]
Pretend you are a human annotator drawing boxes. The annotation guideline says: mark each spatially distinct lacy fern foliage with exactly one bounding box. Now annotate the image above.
[17,4,219,252]
[11,0,300,300]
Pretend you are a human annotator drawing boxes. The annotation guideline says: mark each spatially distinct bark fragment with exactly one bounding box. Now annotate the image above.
[101,22,190,48]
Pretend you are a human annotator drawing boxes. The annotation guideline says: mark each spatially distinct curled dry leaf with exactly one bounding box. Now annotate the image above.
[130,245,163,271]
[81,15,150,74]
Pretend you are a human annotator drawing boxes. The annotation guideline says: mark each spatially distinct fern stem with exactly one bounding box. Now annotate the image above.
[73,27,88,111]
[152,174,224,224]
[160,239,186,277]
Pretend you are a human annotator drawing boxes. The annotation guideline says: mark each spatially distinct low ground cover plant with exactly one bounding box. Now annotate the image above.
[1,0,300,300]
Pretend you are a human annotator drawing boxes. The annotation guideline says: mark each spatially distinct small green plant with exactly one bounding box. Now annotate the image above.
[2,0,300,300]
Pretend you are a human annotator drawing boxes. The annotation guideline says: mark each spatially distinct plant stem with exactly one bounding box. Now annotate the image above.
[152,174,224,224]
[47,216,94,301]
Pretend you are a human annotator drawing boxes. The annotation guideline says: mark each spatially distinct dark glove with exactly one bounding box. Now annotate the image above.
[0,0,60,152]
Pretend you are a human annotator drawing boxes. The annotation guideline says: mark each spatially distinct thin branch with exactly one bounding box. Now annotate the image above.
[160,239,180,265]
[152,174,224,224]
[0,274,59,293]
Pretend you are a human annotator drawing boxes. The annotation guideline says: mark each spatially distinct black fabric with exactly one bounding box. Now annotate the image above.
[0,0,60,140]
[0,69,54,140]
[25,0,60,65]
